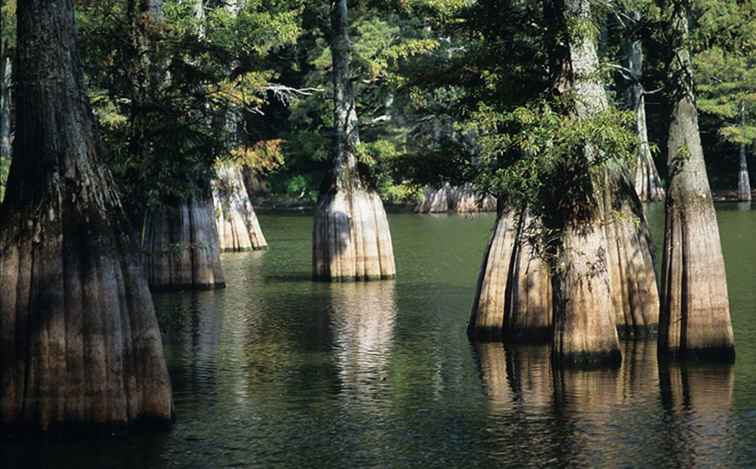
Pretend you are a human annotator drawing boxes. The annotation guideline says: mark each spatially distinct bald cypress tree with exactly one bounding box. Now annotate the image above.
[312,0,396,281]
[659,1,734,361]
[0,0,173,431]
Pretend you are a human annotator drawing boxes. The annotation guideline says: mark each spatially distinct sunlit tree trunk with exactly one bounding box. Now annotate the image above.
[312,0,396,281]
[659,3,734,361]
[737,106,751,201]
[544,0,621,365]
[469,207,552,342]
[0,0,173,431]
[0,3,12,201]
[209,0,267,252]
[624,16,665,202]
[213,161,267,251]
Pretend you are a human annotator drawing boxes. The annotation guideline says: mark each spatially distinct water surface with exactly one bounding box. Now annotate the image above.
[2,205,756,467]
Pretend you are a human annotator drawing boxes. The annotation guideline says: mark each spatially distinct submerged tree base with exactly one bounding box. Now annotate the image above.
[143,196,226,291]
[313,188,396,281]
[416,183,497,214]
[468,209,552,342]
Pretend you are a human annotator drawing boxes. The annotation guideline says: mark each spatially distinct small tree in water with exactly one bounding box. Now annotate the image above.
[312,0,396,281]
[0,0,172,430]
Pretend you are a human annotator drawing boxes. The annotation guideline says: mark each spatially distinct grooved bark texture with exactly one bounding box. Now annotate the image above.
[659,7,734,361]
[737,143,751,202]
[604,170,660,336]
[212,163,267,252]
[468,210,552,341]
[0,0,172,431]
[313,190,396,280]
[415,183,497,213]
[144,196,226,291]
[312,0,396,281]
[549,0,620,365]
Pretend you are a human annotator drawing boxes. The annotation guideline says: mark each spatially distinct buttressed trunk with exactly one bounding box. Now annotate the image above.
[659,4,734,361]
[603,167,660,337]
[0,0,173,431]
[212,162,267,252]
[548,0,620,365]
[468,208,552,342]
[624,19,665,202]
[143,193,226,291]
[312,0,396,281]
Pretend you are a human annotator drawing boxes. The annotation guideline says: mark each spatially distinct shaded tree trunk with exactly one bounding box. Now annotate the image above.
[312,0,396,281]
[212,162,267,252]
[624,19,665,202]
[659,4,734,361]
[143,193,226,291]
[603,168,660,337]
[0,0,173,431]
[468,208,552,342]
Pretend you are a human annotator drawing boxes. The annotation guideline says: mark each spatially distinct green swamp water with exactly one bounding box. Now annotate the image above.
[2,203,756,467]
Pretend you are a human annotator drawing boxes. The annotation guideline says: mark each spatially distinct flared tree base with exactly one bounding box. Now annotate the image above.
[468,209,552,342]
[213,163,268,253]
[313,188,396,281]
[144,197,226,291]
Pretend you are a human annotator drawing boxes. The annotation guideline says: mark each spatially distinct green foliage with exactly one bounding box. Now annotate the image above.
[470,102,638,220]
[693,0,755,147]
[78,0,305,219]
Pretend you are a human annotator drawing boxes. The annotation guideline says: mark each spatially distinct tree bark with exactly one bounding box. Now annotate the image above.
[212,162,267,252]
[624,18,665,202]
[312,0,396,281]
[659,3,734,361]
[143,193,226,291]
[737,106,751,201]
[0,56,10,160]
[468,208,552,342]
[603,168,660,337]
[0,0,173,431]
[547,0,621,366]
[416,184,497,214]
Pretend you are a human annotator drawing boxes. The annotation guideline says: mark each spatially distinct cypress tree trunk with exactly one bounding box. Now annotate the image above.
[143,193,226,291]
[659,4,734,361]
[604,169,660,337]
[0,56,10,160]
[737,107,751,201]
[0,0,173,431]
[547,0,620,366]
[415,183,497,213]
[312,0,396,281]
[212,162,267,252]
[738,143,751,201]
[468,208,552,341]
[624,19,665,202]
